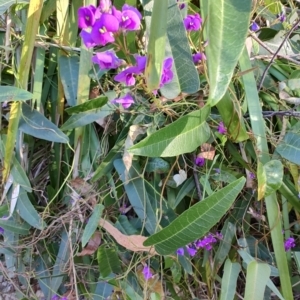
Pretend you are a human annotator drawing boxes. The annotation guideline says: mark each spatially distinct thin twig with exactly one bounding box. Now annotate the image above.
[257,18,300,90]
[250,33,300,65]
[192,154,202,201]
[244,110,300,118]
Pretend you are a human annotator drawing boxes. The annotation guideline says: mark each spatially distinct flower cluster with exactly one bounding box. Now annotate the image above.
[78,0,142,47]
[183,13,202,31]
[284,237,296,251]
[176,232,222,256]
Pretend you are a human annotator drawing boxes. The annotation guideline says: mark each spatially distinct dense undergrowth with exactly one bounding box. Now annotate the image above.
[1,0,300,299]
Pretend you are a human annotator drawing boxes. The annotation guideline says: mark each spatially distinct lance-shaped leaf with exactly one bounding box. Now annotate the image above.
[145,0,168,91]
[19,103,69,143]
[129,106,211,157]
[206,0,251,106]
[244,261,270,300]
[144,177,245,255]
[0,86,34,102]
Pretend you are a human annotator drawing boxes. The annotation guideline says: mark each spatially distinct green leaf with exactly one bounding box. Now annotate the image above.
[162,0,200,97]
[206,0,251,106]
[129,106,211,157]
[82,204,104,247]
[19,103,69,143]
[145,158,170,173]
[16,187,46,230]
[0,218,30,235]
[141,0,200,98]
[59,55,80,107]
[276,132,300,165]
[143,177,246,255]
[97,245,121,278]
[145,0,168,91]
[220,259,241,300]
[216,90,249,142]
[61,103,114,131]
[257,160,283,200]
[114,159,157,234]
[214,221,236,273]
[65,96,108,114]
[0,86,33,102]
[244,261,270,300]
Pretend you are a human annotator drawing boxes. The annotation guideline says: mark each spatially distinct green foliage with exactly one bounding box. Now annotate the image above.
[144,177,246,254]
[129,106,211,157]
[1,0,300,298]
[206,0,251,106]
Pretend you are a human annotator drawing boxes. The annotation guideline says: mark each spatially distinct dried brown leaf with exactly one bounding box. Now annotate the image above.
[77,231,101,256]
[99,218,157,255]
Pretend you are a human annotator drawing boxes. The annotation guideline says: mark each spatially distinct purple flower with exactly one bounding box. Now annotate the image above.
[91,13,119,46]
[160,57,174,87]
[114,67,137,86]
[92,50,123,69]
[99,0,112,13]
[195,234,217,251]
[184,14,202,31]
[195,156,205,167]
[111,93,134,109]
[120,4,142,31]
[142,264,153,280]
[80,30,97,48]
[284,237,296,251]
[249,172,255,180]
[192,52,206,64]
[250,22,260,31]
[177,0,185,10]
[112,6,122,22]
[186,246,197,257]
[0,227,4,235]
[217,122,227,134]
[134,55,147,74]
[277,12,286,22]
[78,5,98,29]
[51,296,60,300]
[176,248,184,256]
[215,232,223,240]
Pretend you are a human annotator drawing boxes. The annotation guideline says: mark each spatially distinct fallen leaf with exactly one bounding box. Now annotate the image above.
[77,231,102,256]
[99,218,157,255]
[123,125,147,176]
[201,143,215,160]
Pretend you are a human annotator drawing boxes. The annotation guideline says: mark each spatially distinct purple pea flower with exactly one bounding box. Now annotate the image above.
[277,11,286,22]
[0,227,4,235]
[120,4,142,31]
[134,55,147,74]
[186,246,197,257]
[184,14,202,31]
[114,67,137,86]
[192,52,206,64]
[160,57,174,87]
[99,0,112,13]
[177,0,185,10]
[195,156,205,167]
[217,122,227,134]
[78,5,98,29]
[249,172,255,179]
[176,248,184,256]
[111,93,134,109]
[142,264,153,280]
[91,13,119,46]
[80,30,97,48]
[195,234,217,251]
[250,22,260,31]
[92,50,123,69]
[284,237,296,251]
[51,296,60,300]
